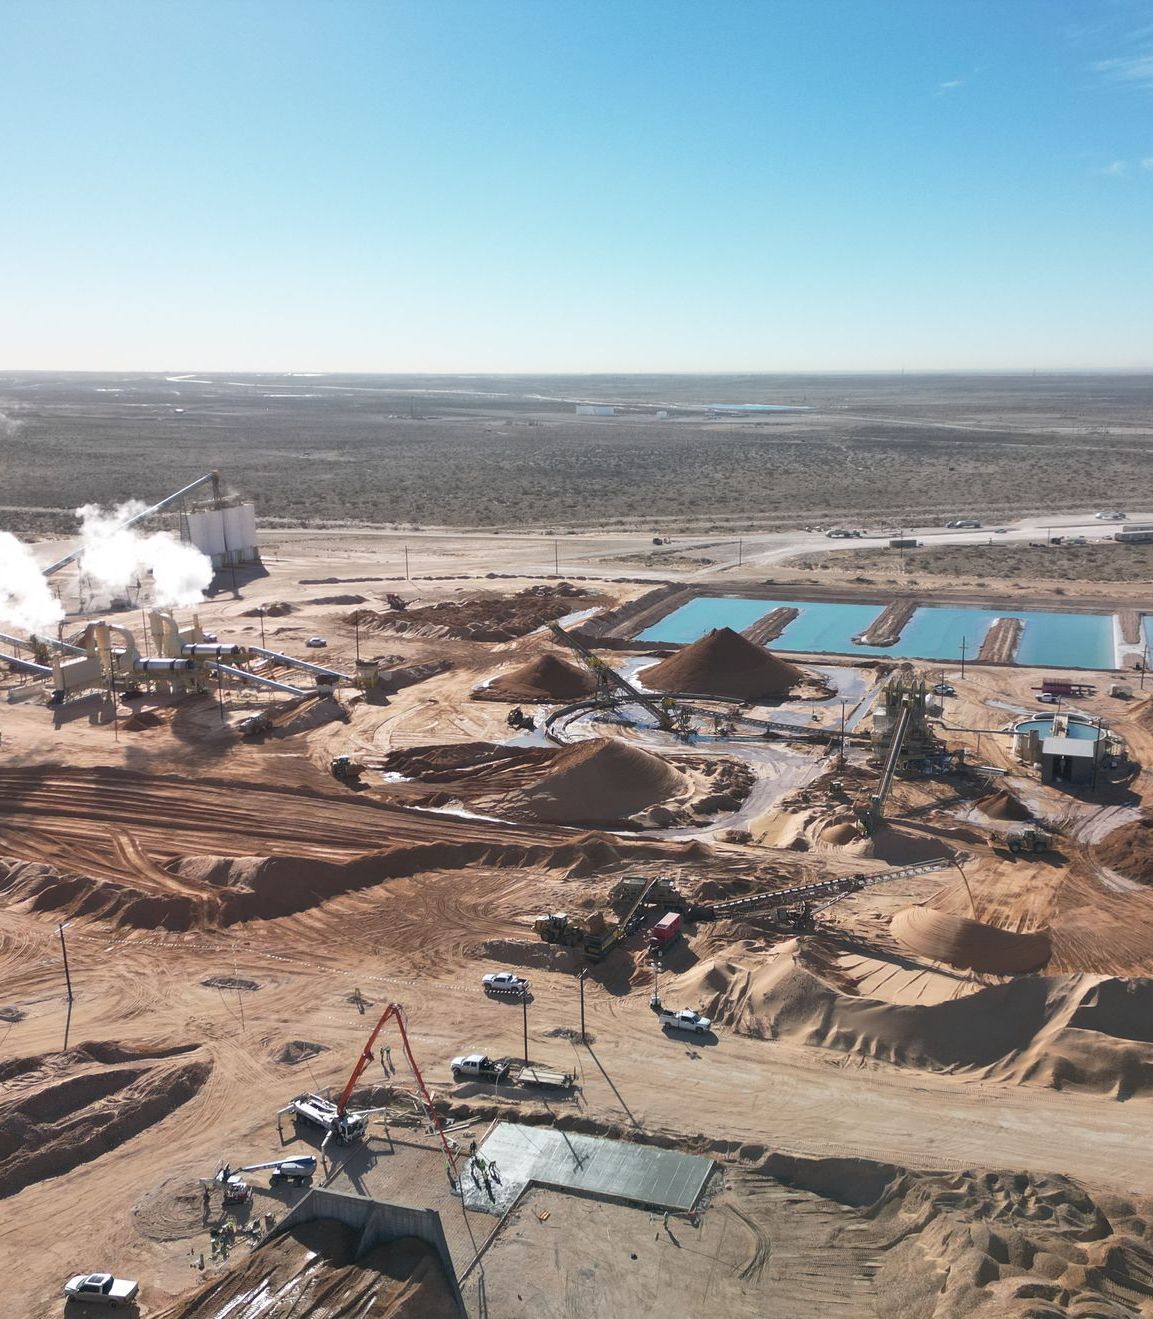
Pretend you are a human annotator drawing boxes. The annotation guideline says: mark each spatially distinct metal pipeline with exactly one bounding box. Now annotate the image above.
[0,649,53,678]
[246,646,347,682]
[133,658,198,673]
[181,643,243,658]
[204,661,309,697]
[0,630,87,656]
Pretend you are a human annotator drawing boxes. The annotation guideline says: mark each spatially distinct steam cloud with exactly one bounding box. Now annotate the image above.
[76,501,214,608]
[0,532,65,635]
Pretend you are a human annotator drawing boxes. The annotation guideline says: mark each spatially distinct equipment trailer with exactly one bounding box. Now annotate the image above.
[450,1053,574,1090]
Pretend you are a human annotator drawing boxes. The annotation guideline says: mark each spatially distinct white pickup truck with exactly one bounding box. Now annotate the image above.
[63,1273,139,1307]
[659,1008,713,1035]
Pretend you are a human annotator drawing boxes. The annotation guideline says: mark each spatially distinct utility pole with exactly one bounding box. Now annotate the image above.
[1141,643,1148,691]
[258,608,266,649]
[737,538,743,567]
[578,969,587,1045]
[354,614,361,663]
[554,539,559,576]
[522,994,529,1066]
[58,922,74,1002]
[217,666,225,722]
[404,545,410,580]
[839,700,847,766]
[960,636,967,679]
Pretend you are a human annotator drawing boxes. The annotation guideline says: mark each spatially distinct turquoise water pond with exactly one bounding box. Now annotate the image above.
[1015,717,1102,740]
[638,597,1117,669]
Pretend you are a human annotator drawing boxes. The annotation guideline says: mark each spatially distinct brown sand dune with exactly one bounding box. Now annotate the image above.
[154,1219,458,1318]
[763,1152,1153,1319]
[473,651,596,703]
[641,626,802,701]
[496,736,687,824]
[674,944,1153,1096]
[975,788,1032,821]
[1096,814,1153,884]
[892,906,1052,974]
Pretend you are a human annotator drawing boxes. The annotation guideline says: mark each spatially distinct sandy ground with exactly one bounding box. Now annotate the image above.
[5,543,1153,1317]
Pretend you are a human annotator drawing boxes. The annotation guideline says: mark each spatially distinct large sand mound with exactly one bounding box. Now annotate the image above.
[674,944,1153,1096]
[154,1219,458,1318]
[892,906,1052,974]
[1096,814,1153,884]
[474,652,596,703]
[497,736,687,824]
[762,1152,1153,1319]
[641,626,803,701]
[975,788,1032,821]
[0,1046,210,1198]
[0,831,708,929]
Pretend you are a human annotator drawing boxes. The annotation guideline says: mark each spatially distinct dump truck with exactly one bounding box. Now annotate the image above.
[450,1053,573,1090]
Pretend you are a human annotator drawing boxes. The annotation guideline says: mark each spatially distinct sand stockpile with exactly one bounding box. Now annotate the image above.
[641,627,803,701]
[673,944,1153,1096]
[892,906,1052,974]
[0,1046,210,1198]
[1096,815,1153,884]
[153,1219,458,1318]
[473,652,596,703]
[763,1152,1153,1319]
[495,737,688,825]
[975,788,1032,821]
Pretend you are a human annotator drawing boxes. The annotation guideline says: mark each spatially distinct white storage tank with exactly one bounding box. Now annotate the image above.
[222,502,259,563]
[185,508,228,560]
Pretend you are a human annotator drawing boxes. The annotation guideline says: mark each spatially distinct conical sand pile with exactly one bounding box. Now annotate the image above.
[1096,816,1153,884]
[976,789,1031,821]
[476,652,596,703]
[498,736,687,824]
[642,626,802,700]
[892,906,1052,974]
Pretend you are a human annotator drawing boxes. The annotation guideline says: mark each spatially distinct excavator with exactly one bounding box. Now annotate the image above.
[279,1003,458,1175]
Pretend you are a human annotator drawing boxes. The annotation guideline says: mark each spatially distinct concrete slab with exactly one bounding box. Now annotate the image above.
[462,1122,715,1216]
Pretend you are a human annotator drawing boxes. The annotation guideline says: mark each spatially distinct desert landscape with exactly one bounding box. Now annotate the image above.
[3,378,1153,1316]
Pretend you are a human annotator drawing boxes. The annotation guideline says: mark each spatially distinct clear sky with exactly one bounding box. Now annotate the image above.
[2,0,1150,372]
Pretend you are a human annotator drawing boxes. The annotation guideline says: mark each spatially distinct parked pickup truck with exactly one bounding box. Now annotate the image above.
[450,1053,573,1090]
[482,972,530,996]
[659,1008,713,1036]
[63,1273,139,1307]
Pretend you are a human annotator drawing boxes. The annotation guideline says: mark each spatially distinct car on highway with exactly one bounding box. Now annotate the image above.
[482,972,530,996]
[1095,511,1126,520]
[658,1007,713,1035]
[63,1273,139,1307]
[305,636,328,648]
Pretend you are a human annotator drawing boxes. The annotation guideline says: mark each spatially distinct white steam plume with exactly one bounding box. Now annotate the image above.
[75,501,214,608]
[0,531,65,634]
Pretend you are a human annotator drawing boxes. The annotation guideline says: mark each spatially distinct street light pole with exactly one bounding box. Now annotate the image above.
[522,993,529,1066]
[578,970,587,1045]
[58,922,74,1002]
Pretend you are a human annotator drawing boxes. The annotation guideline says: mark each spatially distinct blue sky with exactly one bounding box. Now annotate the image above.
[1,0,1150,371]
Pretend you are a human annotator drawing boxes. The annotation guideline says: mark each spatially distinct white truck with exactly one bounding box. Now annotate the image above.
[450,1053,573,1090]
[658,1008,713,1035]
[63,1273,139,1307]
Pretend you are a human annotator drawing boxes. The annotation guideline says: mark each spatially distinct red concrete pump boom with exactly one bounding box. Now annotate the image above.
[336,1002,458,1174]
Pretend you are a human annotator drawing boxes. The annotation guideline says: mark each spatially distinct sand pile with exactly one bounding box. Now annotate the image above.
[153,1220,458,1318]
[673,943,1153,1096]
[347,585,592,642]
[641,626,802,701]
[123,709,163,731]
[241,600,294,616]
[762,1152,1153,1319]
[892,906,1052,974]
[474,652,596,703]
[1096,815,1153,884]
[975,788,1032,821]
[0,1048,210,1198]
[496,737,688,825]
